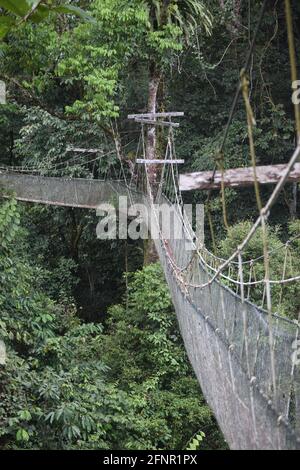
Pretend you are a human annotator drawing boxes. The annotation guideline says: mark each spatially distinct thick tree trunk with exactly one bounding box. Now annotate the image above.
[144,62,161,265]
[9,130,14,166]
[144,237,159,266]
[291,182,298,219]
[69,208,85,261]
[146,62,161,189]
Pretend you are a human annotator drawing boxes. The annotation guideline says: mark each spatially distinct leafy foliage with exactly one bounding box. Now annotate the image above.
[0,0,92,39]
[186,431,205,451]
[99,263,225,450]
[218,221,300,319]
[0,200,224,449]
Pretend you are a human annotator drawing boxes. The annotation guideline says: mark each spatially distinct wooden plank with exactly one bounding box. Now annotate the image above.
[179,163,300,191]
[128,112,184,119]
[134,118,180,128]
[137,159,184,164]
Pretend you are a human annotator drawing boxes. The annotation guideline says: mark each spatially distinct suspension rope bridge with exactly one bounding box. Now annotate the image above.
[1,0,300,450]
[1,123,300,449]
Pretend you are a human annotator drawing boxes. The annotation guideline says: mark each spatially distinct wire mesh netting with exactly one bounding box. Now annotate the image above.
[0,173,141,209]
[1,172,300,449]
[152,194,300,450]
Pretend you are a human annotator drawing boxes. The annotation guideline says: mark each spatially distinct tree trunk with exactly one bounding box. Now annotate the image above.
[9,130,14,166]
[144,61,161,264]
[291,182,298,219]
[146,62,161,189]
[69,208,85,261]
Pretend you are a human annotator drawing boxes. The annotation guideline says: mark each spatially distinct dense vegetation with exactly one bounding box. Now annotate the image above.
[0,0,299,450]
[0,205,224,449]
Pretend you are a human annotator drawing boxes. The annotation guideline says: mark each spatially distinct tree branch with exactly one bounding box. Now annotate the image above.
[18,0,44,25]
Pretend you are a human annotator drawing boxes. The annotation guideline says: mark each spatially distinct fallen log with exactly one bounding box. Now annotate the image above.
[179,163,300,191]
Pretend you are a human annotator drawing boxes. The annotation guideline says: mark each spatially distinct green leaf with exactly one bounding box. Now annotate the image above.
[18,409,32,421]
[16,428,29,442]
[0,0,31,17]
[30,5,52,23]
[0,14,15,25]
[0,15,15,38]
[52,5,96,24]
